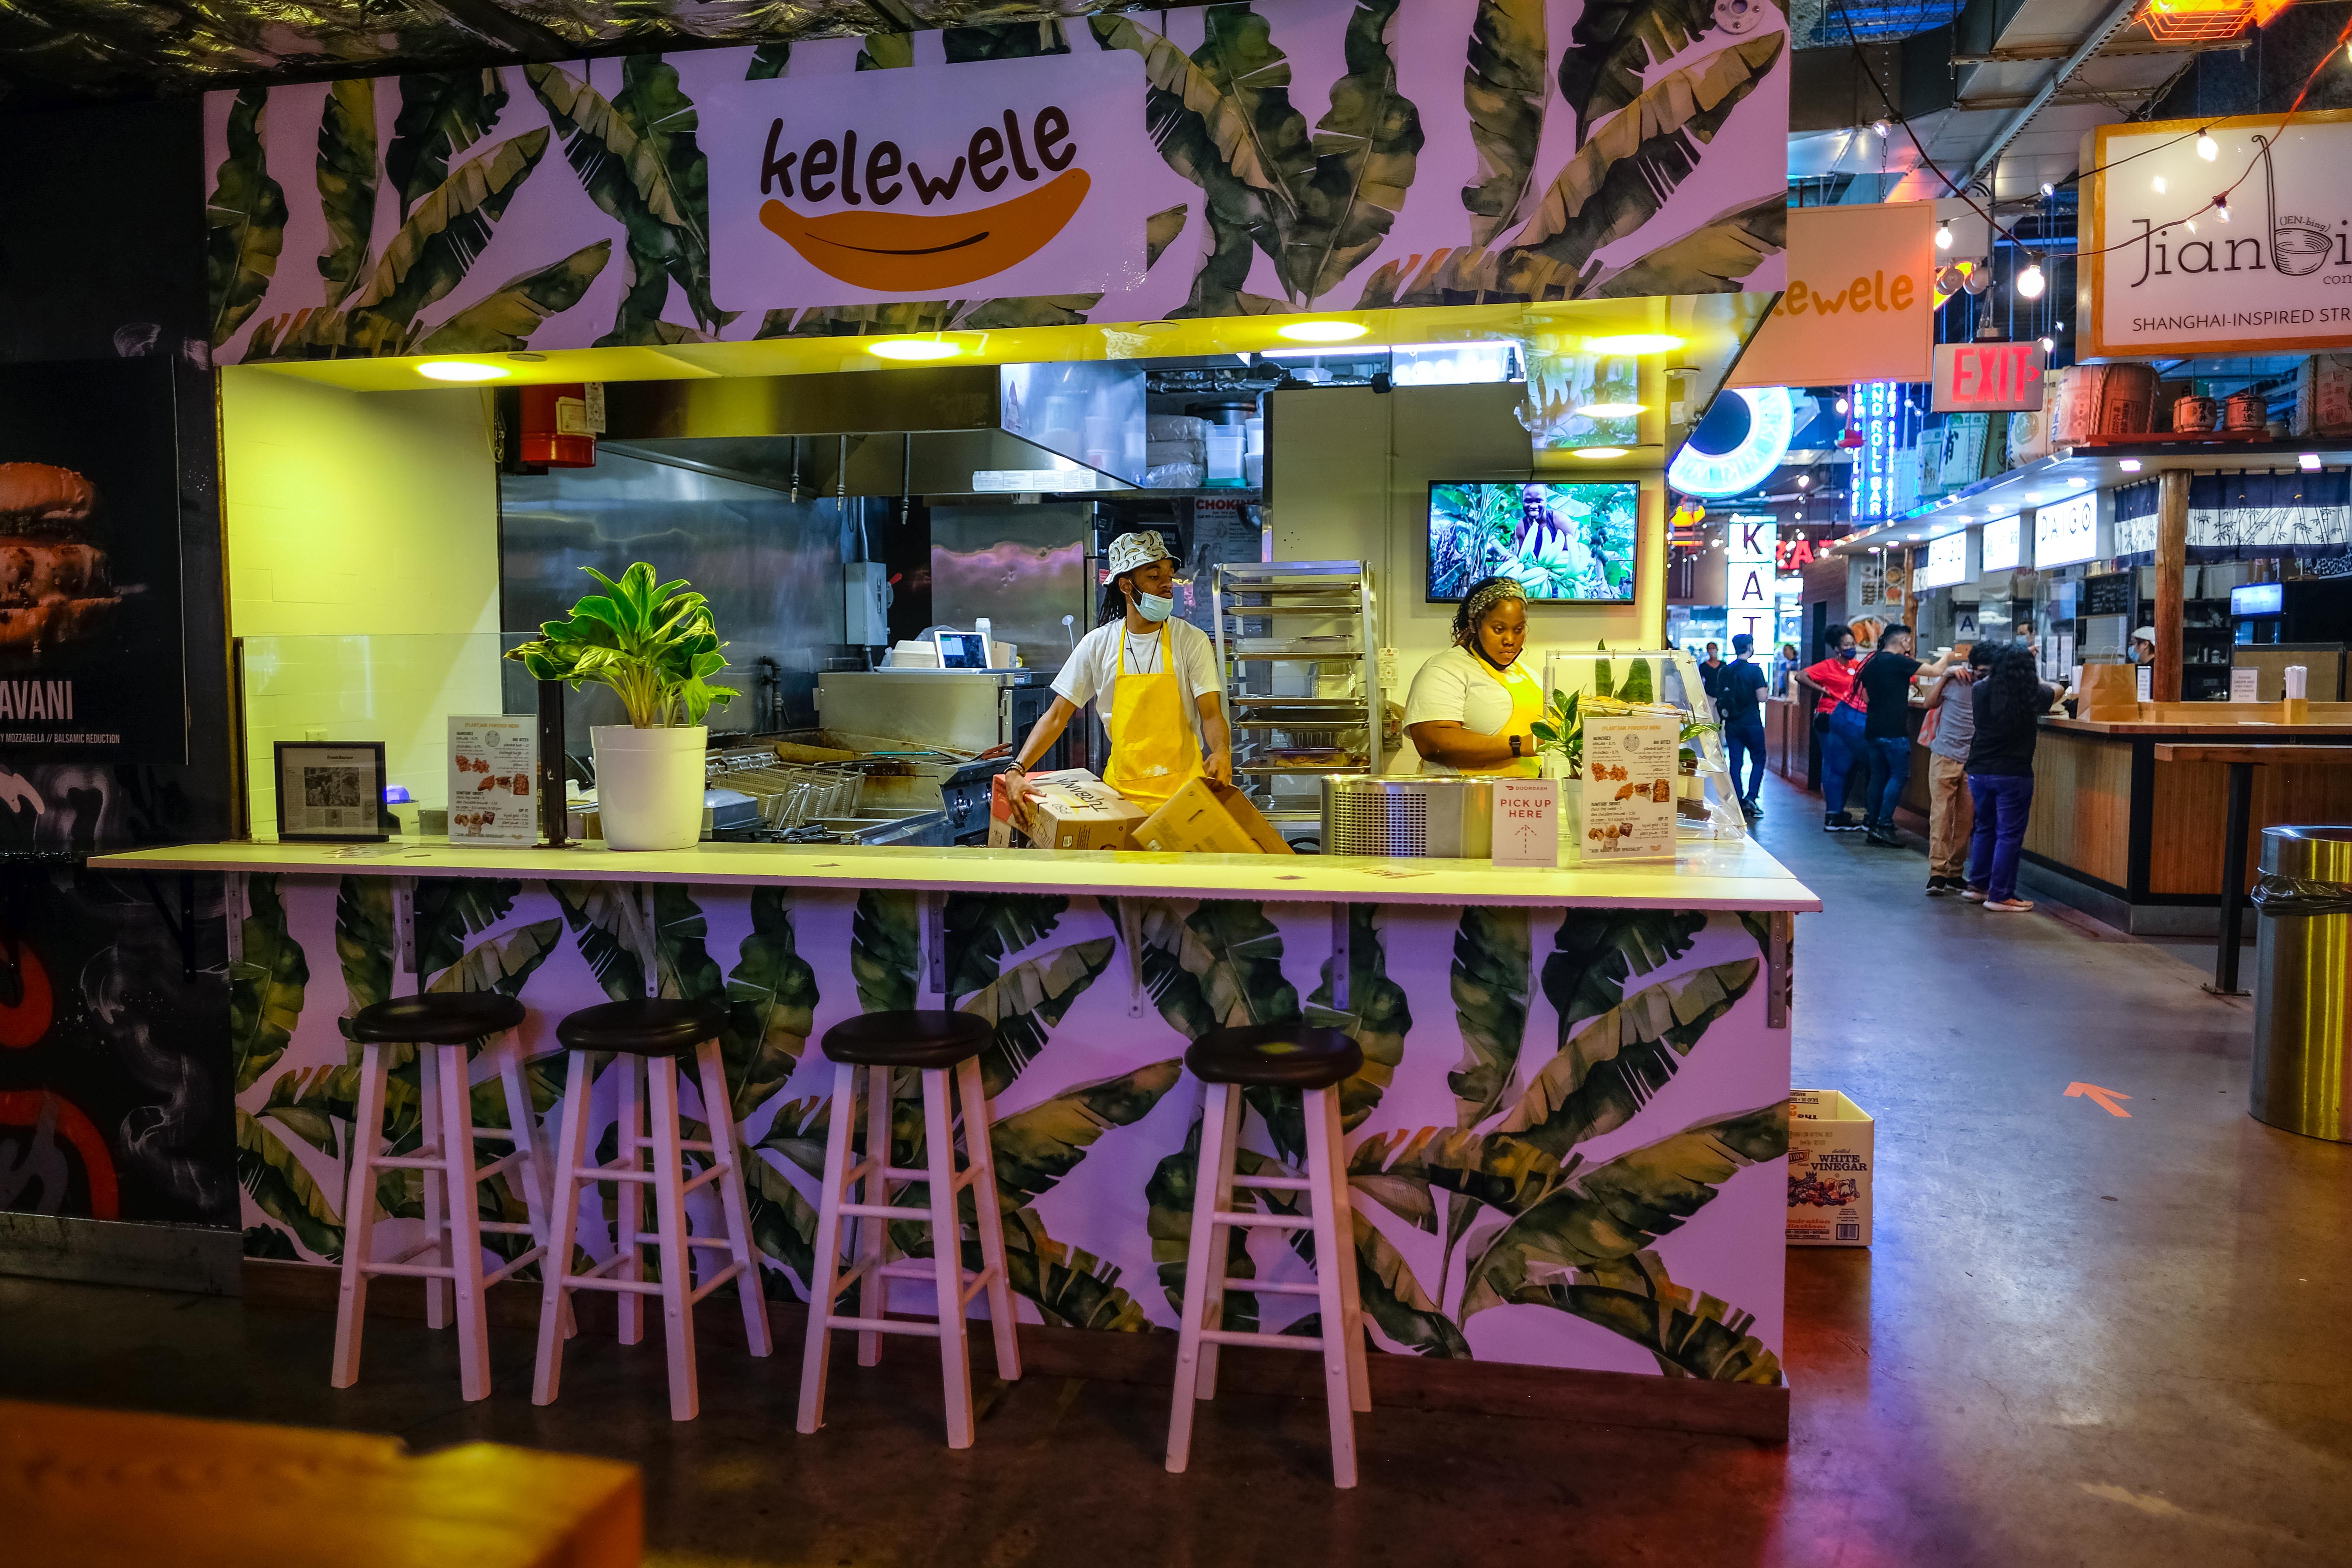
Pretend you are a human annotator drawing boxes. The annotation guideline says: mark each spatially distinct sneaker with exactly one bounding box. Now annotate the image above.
[1746,800,1764,821]
[1961,886,1989,902]
[1984,897,2035,912]
[1866,827,1902,848]
[1926,876,1951,895]
[1823,813,1843,832]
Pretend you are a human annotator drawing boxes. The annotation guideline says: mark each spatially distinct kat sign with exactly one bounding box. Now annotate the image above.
[1725,518,1777,647]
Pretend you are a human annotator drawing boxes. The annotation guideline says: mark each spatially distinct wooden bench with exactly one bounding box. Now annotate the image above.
[3,1398,640,1568]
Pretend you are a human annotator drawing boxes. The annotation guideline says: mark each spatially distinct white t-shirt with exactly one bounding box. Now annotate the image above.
[1403,645,1540,773]
[1050,618,1222,746]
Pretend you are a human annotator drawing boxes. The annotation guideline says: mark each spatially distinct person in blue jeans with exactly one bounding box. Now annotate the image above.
[1854,623,1956,848]
[1964,645,2056,912]
[1718,633,1771,819]
[1801,630,1865,830]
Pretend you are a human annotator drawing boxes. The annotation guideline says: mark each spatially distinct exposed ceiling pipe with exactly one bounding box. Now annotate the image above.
[1962,0,2145,194]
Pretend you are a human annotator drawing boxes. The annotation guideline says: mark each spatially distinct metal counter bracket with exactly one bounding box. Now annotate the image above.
[1766,912,1791,1030]
[224,873,250,966]
[1329,905,1352,1013]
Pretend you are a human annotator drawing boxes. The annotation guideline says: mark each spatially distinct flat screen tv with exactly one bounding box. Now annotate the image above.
[1428,481,1639,603]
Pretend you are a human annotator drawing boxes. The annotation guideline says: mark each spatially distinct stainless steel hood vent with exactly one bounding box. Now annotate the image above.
[603,360,1145,497]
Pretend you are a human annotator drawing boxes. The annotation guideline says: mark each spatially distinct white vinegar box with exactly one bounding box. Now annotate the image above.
[1787,1088,1873,1246]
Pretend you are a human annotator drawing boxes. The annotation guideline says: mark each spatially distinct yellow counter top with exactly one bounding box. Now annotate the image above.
[87,835,1822,912]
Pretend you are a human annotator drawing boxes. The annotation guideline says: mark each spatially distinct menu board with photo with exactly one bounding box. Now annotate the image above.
[447,715,538,844]
[274,742,385,841]
[1580,714,1679,860]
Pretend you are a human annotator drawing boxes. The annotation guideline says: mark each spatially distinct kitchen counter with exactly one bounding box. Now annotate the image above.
[114,833,1811,1440]
[90,835,1822,912]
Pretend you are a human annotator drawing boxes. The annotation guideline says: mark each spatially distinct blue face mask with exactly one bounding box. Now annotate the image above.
[1136,590,1175,623]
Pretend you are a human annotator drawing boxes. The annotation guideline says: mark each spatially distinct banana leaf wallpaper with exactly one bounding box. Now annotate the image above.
[202,0,1790,362]
[234,874,1788,1383]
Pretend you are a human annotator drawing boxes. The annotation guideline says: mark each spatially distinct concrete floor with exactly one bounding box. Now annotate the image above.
[6,766,2351,1566]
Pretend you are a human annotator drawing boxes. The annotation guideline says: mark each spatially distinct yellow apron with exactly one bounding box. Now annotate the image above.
[1104,622,1206,811]
[1456,656,1544,778]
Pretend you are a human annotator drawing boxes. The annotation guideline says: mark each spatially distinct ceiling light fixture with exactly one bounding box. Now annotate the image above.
[1277,320,1369,343]
[416,362,508,382]
[1936,221,1954,251]
[868,339,961,361]
[1573,446,1630,460]
[1576,402,1646,417]
[2301,453,2323,472]
[2120,459,2144,472]
[1582,334,1684,355]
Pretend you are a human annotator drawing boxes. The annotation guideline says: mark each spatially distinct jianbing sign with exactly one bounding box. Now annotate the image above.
[202,3,1790,362]
[2083,109,2352,358]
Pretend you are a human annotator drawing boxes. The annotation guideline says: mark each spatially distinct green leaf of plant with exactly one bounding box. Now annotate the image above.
[1586,192,1787,296]
[426,918,562,999]
[1348,1211,1471,1356]
[412,877,521,980]
[416,241,611,353]
[388,68,509,220]
[1090,10,1301,200]
[259,1065,347,1160]
[743,1142,821,1300]
[1169,210,1288,319]
[1460,1099,1785,1319]
[335,876,397,1041]
[1511,34,1785,274]
[236,1108,342,1261]
[1145,204,1190,270]
[1346,1128,1439,1232]
[552,880,650,1003]
[954,294,1104,329]
[1557,0,1718,146]
[1462,0,1548,249]
[230,874,308,1092]
[856,32,914,69]
[1501,958,1758,1156]
[942,892,1067,1004]
[746,42,792,80]
[649,882,724,1004]
[989,1057,1184,1206]
[722,887,819,1121]
[1284,0,1424,304]
[1297,903,1411,1156]
[315,78,378,309]
[1540,908,1706,1040]
[851,888,920,1013]
[1189,899,1301,1030]
[1142,1110,1259,1332]
[1448,906,1529,1127]
[1111,897,1214,1040]
[944,20,1070,62]
[346,128,550,328]
[1543,1248,1783,1382]
[982,1206,1154,1331]
[962,938,1118,1098]
[206,85,287,349]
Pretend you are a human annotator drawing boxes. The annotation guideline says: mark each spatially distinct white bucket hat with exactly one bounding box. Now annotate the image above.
[2132,626,2156,645]
[1107,530,1175,577]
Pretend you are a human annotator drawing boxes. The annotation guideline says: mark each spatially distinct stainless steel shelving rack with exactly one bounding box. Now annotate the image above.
[1210,560,1379,828]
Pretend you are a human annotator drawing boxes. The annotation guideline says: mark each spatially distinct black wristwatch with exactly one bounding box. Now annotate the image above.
[1509,735,1524,757]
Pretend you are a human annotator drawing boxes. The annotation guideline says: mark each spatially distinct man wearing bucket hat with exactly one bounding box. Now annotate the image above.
[2130,626,2157,666]
[1003,530,1231,812]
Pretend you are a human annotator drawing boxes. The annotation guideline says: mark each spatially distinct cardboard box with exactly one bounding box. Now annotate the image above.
[988,769,1145,851]
[1132,777,1295,855]
[1787,1088,1873,1247]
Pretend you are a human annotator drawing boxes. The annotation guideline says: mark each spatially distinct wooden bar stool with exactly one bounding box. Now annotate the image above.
[1166,1023,1371,1488]
[796,1010,1022,1449]
[331,991,560,1402]
[532,997,774,1422]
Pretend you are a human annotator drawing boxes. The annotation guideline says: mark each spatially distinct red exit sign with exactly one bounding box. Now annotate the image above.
[1932,341,2046,412]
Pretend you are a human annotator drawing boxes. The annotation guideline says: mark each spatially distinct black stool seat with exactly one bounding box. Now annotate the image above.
[822,1009,990,1068]
[1185,1024,1361,1089]
[350,992,526,1046]
[555,997,728,1056]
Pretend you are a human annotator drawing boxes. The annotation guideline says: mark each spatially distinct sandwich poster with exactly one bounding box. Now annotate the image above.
[201,0,1789,361]
[0,359,187,764]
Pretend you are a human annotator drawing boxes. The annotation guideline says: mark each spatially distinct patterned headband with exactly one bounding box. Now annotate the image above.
[1456,578,1526,642]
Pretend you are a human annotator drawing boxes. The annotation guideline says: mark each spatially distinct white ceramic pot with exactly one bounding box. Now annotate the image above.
[592,724,707,850]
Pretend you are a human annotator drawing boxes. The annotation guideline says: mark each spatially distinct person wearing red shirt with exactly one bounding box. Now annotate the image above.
[1799,628,1865,831]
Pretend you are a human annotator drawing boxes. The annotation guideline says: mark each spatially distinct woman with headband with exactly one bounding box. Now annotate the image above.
[1403,575,1542,776]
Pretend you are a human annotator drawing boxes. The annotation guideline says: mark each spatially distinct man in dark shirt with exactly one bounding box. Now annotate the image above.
[1854,623,1955,846]
[1698,641,1726,719]
[1719,633,1771,820]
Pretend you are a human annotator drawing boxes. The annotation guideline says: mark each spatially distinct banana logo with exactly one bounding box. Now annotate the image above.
[760,168,1090,292]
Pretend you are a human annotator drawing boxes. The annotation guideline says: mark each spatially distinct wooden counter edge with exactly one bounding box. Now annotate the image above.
[2045,716,2352,736]
[2150,744,2352,766]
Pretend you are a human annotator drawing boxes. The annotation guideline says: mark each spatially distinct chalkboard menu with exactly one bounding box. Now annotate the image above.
[2085,572,2135,617]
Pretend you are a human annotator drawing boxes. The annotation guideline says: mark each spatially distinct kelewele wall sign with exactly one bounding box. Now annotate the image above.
[202,1,1790,362]
[2082,108,2352,360]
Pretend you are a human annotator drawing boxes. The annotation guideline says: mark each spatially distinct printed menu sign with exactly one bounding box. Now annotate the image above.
[448,715,538,844]
[1491,778,1558,869]
[1580,714,1678,860]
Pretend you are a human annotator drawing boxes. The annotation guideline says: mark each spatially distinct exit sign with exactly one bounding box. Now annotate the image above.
[1932,342,2046,413]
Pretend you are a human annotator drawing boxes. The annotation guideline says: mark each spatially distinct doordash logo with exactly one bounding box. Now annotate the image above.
[757,107,1088,292]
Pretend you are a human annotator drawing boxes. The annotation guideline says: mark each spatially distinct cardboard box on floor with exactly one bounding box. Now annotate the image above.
[988,769,1146,851]
[1786,1088,1873,1246]
[1133,777,1295,855]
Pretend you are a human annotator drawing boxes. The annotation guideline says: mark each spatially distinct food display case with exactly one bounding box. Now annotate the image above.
[1537,646,1750,841]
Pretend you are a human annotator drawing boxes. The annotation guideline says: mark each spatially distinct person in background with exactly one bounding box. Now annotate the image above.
[1698,640,1727,719]
[1854,623,1956,848]
[1964,644,2056,912]
[1922,643,1994,894]
[1718,633,1770,820]
[1800,628,1865,831]
[1404,576,1541,776]
[1775,642,1800,698]
[2131,626,2157,666]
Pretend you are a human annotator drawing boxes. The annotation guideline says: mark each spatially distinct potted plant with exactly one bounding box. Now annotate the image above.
[505,563,735,851]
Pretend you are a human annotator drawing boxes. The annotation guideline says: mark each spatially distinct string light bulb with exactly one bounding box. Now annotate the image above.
[1936,221,1954,251]
[2196,130,2218,161]
[2039,335,2055,353]
[2215,196,2230,223]
[2152,175,2167,194]
[2017,262,2046,300]
[1872,119,1890,137]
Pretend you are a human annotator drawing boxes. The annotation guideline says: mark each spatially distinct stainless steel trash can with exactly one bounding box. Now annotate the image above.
[2249,825,2352,1141]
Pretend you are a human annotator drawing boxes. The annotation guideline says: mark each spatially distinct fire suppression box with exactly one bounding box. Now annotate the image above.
[844,561,889,646]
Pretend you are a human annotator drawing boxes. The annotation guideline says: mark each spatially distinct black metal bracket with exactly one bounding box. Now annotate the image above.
[137,870,198,981]
[536,676,576,850]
